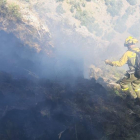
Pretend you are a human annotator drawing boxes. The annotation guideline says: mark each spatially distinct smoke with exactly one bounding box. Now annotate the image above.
[1,0,140,86]
[1,1,140,139]
[0,26,106,82]
[0,28,84,82]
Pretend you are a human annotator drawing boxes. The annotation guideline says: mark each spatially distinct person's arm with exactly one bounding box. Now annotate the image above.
[105,52,128,67]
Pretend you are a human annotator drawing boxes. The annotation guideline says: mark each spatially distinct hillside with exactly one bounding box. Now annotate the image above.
[1,0,140,56]
[0,72,139,140]
[0,1,140,140]
[0,0,140,90]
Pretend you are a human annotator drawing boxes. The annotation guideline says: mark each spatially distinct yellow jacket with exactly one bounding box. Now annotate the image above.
[112,48,140,70]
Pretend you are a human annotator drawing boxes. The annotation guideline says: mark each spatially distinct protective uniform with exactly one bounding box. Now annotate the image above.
[105,36,140,99]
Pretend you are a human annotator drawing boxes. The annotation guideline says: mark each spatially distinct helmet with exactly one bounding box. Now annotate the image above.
[124,36,138,47]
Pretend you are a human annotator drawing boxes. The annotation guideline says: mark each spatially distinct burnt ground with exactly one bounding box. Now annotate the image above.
[0,72,139,140]
[0,30,140,140]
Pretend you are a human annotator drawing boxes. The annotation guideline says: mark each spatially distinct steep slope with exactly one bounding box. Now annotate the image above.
[0,73,139,140]
[25,0,140,70]
[0,0,52,53]
[0,1,140,140]
[0,0,140,79]
[1,0,140,60]
[31,0,140,43]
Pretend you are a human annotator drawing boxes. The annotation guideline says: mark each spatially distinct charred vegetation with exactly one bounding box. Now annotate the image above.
[0,70,140,140]
[0,31,139,139]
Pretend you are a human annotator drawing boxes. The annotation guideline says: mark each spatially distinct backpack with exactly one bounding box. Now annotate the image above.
[131,50,140,78]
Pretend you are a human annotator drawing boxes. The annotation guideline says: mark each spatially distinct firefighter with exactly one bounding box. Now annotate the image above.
[105,36,140,99]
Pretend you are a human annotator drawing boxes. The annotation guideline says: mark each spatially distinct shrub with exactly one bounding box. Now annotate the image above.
[91,23,103,36]
[75,10,94,26]
[56,0,64,2]
[125,7,136,15]
[107,7,119,17]
[0,1,21,21]
[105,0,123,17]
[81,2,86,7]
[73,2,80,9]
[74,9,102,36]
[114,23,126,33]
[121,14,129,21]
[8,3,21,20]
[25,0,30,2]
[126,0,137,5]
[70,6,75,13]
[102,31,115,41]
[95,27,103,37]
[114,17,127,33]
[86,23,103,36]
[56,4,65,14]
[70,1,81,10]
[0,0,7,13]
[0,0,6,7]
[128,23,140,37]
[75,10,87,20]
[69,1,81,13]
